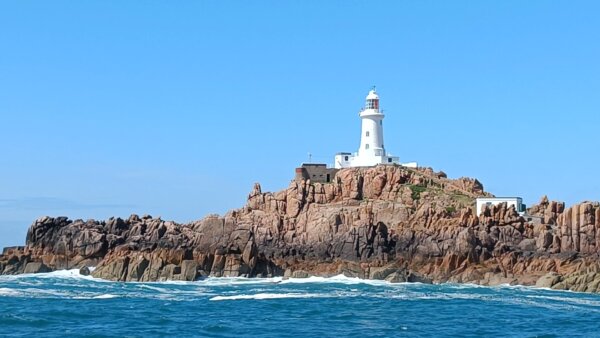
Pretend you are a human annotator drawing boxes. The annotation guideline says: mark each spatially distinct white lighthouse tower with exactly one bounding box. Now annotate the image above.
[334,88,404,168]
[357,89,386,162]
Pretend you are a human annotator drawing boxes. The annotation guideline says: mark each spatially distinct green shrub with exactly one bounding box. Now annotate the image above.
[409,185,427,200]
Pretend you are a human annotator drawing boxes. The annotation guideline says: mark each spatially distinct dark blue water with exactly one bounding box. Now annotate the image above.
[1,270,600,337]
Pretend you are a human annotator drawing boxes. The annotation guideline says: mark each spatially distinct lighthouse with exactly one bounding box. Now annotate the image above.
[358,89,385,160]
[334,88,404,169]
[295,87,416,183]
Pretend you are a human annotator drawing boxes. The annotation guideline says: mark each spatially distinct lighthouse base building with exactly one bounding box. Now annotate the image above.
[334,152,400,168]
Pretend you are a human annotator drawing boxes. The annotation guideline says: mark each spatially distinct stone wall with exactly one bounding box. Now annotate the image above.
[294,163,339,183]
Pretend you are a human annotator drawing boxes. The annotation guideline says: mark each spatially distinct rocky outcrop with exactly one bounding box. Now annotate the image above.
[2,165,600,293]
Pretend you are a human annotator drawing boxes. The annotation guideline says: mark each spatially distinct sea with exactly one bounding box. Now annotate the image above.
[2,270,600,337]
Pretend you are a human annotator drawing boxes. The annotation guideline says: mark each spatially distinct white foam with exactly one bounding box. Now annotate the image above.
[175,274,402,288]
[0,287,20,297]
[156,280,196,286]
[137,284,171,292]
[0,287,75,299]
[279,274,394,287]
[72,293,119,300]
[525,295,600,307]
[209,293,327,301]
[1,271,402,287]
[198,277,284,286]
[443,282,488,289]
[92,294,118,299]
[22,287,72,298]
[19,269,82,279]
[384,289,589,313]
[39,269,106,281]
[0,268,107,283]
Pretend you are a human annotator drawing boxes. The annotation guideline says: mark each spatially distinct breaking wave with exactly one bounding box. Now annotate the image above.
[210,293,328,301]
[0,287,20,296]
[73,293,120,300]
[0,268,105,282]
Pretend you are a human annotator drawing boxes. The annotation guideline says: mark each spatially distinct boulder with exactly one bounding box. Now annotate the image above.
[385,272,407,283]
[92,257,130,281]
[140,257,164,282]
[369,266,399,280]
[180,260,199,281]
[23,262,51,274]
[291,270,311,278]
[126,257,149,281]
[160,264,181,281]
[407,272,433,284]
[518,239,537,252]
[535,272,563,288]
[79,266,91,276]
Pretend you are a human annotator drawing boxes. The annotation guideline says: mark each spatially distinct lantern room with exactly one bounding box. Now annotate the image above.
[365,89,380,110]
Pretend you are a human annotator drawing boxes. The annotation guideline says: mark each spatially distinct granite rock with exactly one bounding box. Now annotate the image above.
[2,166,600,293]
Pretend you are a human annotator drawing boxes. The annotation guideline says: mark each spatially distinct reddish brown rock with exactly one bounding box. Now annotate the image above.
[2,165,600,293]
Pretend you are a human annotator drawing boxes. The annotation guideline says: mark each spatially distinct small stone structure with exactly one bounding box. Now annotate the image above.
[295,163,339,183]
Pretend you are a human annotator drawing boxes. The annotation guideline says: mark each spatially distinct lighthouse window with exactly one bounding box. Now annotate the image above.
[367,99,379,110]
[388,158,392,163]
[380,121,383,126]
[366,131,370,137]
[344,156,349,161]
[365,144,370,150]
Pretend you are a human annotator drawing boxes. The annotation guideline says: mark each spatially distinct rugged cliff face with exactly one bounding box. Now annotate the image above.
[2,165,600,292]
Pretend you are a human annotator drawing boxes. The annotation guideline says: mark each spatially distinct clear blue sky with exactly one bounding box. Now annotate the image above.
[1,1,599,249]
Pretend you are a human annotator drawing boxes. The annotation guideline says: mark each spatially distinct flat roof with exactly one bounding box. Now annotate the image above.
[300,163,327,167]
[476,197,522,200]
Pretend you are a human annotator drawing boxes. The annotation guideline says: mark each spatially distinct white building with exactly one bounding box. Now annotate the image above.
[476,197,527,216]
[334,88,416,169]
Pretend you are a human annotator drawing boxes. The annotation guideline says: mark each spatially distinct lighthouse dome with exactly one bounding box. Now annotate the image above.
[366,89,379,100]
